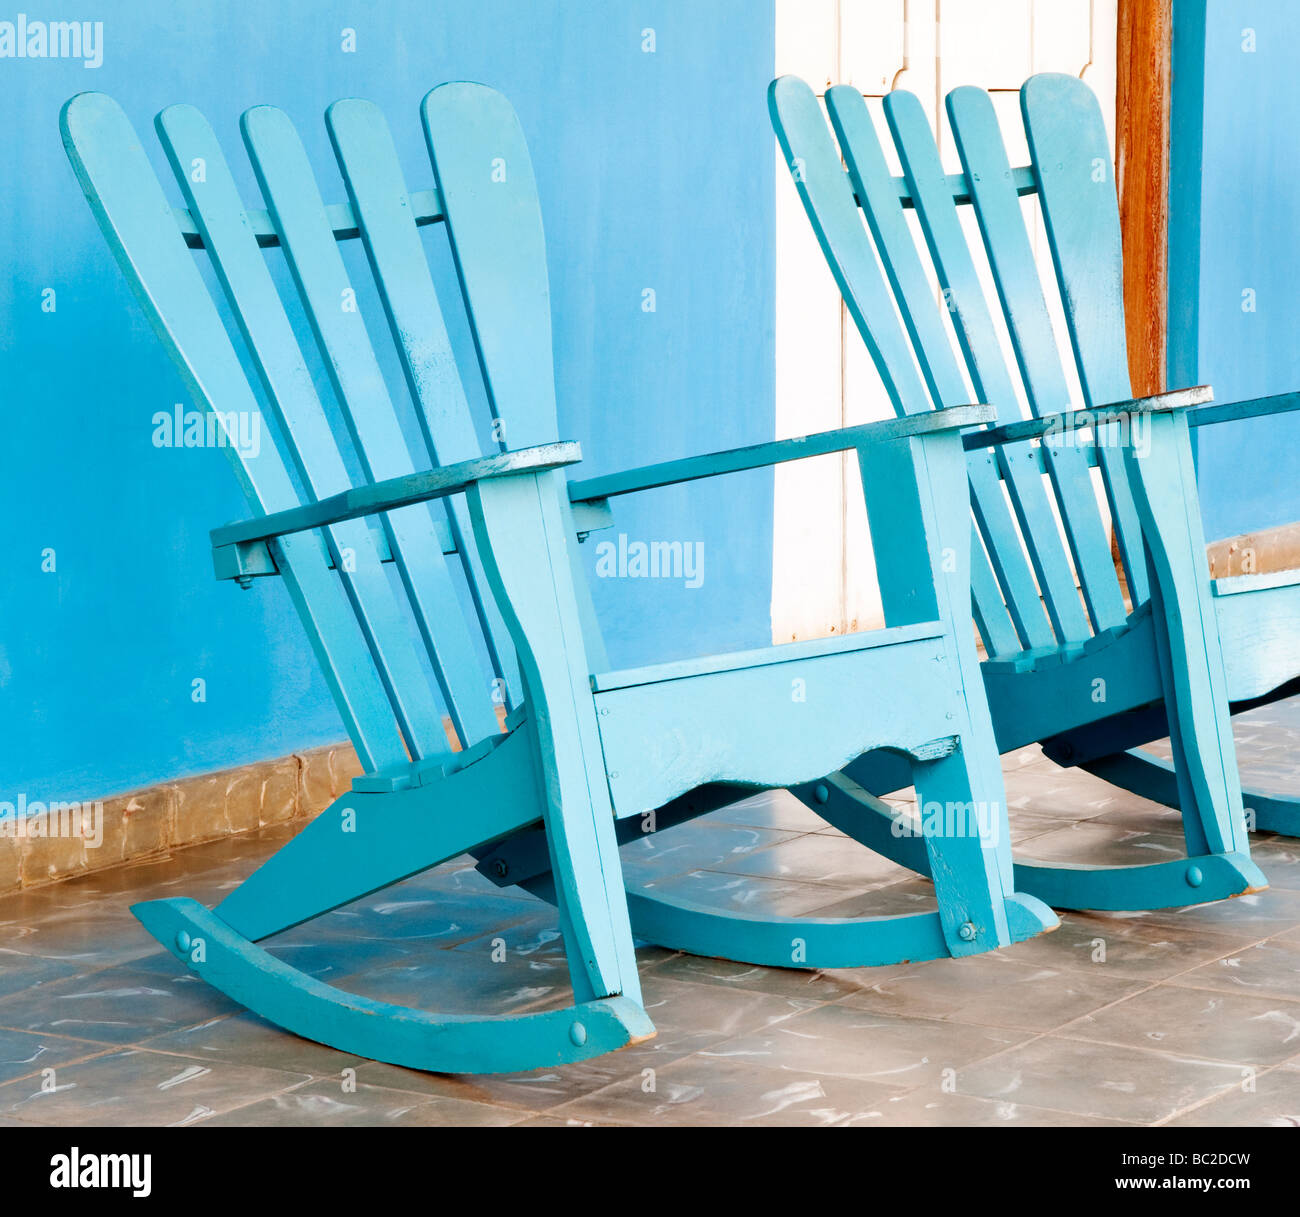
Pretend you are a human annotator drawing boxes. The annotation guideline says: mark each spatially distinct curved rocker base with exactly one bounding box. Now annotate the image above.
[621,889,1056,969]
[795,773,1267,912]
[133,898,655,1075]
[1011,851,1266,911]
[1081,747,1300,838]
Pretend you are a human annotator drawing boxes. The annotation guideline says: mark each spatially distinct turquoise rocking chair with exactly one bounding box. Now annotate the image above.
[767,73,1282,913]
[64,83,1055,1075]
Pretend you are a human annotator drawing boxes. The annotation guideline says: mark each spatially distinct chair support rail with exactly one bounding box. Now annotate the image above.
[211,442,582,550]
[568,402,996,504]
[1187,389,1300,429]
[173,187,446,249]
[964,387,1214,451]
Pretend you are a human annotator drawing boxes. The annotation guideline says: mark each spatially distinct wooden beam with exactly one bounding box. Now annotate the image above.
[1116,0,1173,397]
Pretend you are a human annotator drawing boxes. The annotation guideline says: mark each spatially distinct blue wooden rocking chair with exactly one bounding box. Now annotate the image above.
[767,73,1287,913]
[63,83,1056,1075]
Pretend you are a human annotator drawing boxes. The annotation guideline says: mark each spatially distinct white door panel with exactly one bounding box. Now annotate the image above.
[773,0,1117,641]
[841,1,906,94]
[775,0,841,86]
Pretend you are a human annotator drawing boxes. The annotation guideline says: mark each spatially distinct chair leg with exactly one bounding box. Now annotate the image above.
[469,470,643,1006]
[798,754,1058,950]
[1123,411,1254,860]
[909,745,1058,954]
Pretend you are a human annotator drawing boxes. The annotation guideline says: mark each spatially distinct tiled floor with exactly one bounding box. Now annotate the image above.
[3,700,1300,1127]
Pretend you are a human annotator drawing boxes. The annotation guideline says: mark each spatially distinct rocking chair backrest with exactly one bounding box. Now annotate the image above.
[61,83,559,773]
[770,73,1146,660]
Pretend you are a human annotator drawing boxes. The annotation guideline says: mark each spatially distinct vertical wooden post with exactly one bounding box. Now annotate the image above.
[1116,0,1173,397]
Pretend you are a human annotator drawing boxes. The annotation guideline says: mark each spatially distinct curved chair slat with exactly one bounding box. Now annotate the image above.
[945,84,1128,635]
[326,96,523,718]
[242,103,498,755]
[154,101,451,762]
[1020,73,1150,605]
[881,87,1091,647]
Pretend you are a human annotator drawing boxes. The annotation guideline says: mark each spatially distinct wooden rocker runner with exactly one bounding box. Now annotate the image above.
[64,83,1055,1075]
[768,72,1281,912]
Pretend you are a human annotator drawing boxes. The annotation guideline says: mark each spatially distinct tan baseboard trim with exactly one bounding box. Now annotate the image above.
[0,742,363,898]
[1208,521,1300,581]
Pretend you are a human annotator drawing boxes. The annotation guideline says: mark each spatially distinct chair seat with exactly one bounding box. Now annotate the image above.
[1212,565,1300,597]
[591,620,959,818]
[981,616,1140,678]
[590,619,946,692]
[1214,568,1300,703]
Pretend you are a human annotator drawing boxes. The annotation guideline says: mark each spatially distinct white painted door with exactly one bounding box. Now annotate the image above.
[772,0,1118,642]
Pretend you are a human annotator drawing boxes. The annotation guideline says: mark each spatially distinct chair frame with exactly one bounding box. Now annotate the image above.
[767,72,1284,912]
[64,82,1056,1075]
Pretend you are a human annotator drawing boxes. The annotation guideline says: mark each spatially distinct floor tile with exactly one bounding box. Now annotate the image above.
[840,1088,1132,1126]
[1001,767,1131,822]
[0,892,159,973]
[1165,1064,1300,1126]
[996,910,1244,981]
[0,951,86,1000]
[139,1012,365,1078]
[1171,938,1300,1003]
[836,953,1147,1031]
[551,1054,901,1126]
[954,1035,1244,1123]
[704,791,831,834]
[350,973,818,1113]
[1061,984,1300,1066]
[201,1078,527,1126]
[1244,837,1300,891]
[0,966,241,1044]
[803,878,939,918]
[697,1002,1032,1089]
[620,822,804,880]
[637,869,850,918]
[0,1026,110,1086]
[0,1048,309,1126]
[645,951,865,1003]
[1012,822,1188,868]
[707,832,912,889]
[1118,887,1300,941]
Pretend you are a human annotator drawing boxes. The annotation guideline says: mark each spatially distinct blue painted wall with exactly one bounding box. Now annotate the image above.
[0,0,775,801]
[1170,0,1300,542]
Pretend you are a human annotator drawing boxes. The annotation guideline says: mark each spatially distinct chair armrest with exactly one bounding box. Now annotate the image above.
[211,442,581,550]
[567,403,995,504]
[963,386,1213,451]
[1187,389,1300,429]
